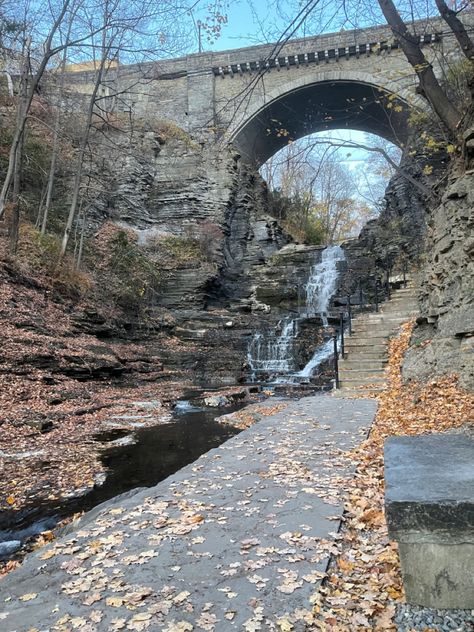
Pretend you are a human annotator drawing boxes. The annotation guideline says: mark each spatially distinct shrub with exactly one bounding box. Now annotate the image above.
[157,235,204,263]
[148,223,223,267]
[15,224,91,297]
[93,225,162,317]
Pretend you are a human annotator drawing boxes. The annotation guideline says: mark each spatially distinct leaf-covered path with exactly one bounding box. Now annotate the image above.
[0,396,376,631]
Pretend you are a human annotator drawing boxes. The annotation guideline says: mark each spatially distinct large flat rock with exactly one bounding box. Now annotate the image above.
[0,395,376,631]
[384,434,474,608]
[385,434,474,540]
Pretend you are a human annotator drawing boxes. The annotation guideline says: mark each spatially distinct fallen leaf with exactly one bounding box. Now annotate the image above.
[19,594,37,602]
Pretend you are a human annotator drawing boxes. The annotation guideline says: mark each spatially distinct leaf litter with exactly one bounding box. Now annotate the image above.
[1,321,471,631]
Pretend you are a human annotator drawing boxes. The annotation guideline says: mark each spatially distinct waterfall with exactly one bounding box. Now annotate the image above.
[295,338,334,378]
[297,244,345,378]
[247,318,298,376]
[247,244,345,380]
[305,245,345,325]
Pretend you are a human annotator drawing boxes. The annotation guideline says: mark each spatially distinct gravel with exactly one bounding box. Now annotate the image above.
[395,603,474,631]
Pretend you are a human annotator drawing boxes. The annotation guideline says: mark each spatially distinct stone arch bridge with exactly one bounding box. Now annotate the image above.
[67,16,468,165]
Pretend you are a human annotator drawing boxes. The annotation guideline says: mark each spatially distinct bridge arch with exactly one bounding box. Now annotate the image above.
[228,69,426,166]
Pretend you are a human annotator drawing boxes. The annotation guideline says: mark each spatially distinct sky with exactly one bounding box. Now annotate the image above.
[193,0,345,53]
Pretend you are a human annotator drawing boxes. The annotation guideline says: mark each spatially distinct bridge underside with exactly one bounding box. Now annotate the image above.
[231,81,411,166]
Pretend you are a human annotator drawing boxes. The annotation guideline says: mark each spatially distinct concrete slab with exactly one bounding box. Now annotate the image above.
[385,434,474,609]
[0,396,376,631]
[385,435,474,537]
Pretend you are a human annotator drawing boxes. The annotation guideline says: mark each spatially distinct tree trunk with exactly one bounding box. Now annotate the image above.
[41,32,72,236]
[434,0,474,60]
[9,140,22,253]
[0,0,71,220]
[60,47,109,257]
[377,0,461,134]
[8,36,30,252]
[40,111,60,236]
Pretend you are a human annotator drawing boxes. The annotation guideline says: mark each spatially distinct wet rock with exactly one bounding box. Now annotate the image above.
[0,540,21,558]
[203,395,230,407]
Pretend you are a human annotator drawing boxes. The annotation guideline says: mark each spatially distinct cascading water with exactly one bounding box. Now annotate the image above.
[247,244,345,381]
[295,246,345,378]
[297,244,345,378]
[295,338,334,378]
[247,318,298,377]
[305,245,345,325]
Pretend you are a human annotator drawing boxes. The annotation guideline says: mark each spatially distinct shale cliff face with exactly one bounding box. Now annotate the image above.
[403,142,474,391]
[338,149,429,300]
[83,124,472,391]
[83,130,347,383]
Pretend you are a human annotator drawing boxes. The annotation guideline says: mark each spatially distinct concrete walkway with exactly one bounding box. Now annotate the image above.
[0,395,376,632]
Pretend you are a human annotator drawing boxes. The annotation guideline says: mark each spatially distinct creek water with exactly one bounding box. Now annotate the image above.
[0,391,246,560]
[1,245,346,560]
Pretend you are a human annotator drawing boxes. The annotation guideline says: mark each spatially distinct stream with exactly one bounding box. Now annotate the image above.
[0,390,248,560]
[1,245,346,562]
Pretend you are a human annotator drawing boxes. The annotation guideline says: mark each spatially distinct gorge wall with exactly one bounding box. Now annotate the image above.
[403,129,474,392]
[81,121,472,391]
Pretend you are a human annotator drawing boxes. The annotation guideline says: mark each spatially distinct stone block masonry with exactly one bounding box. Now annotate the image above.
[60,14,473,162]
[385,434,474,609]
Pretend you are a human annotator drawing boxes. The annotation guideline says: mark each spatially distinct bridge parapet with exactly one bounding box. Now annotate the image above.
[58,13,473,160]
[213,32,441,78]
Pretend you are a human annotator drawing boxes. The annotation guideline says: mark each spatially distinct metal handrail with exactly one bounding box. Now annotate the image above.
[333,334,340,389]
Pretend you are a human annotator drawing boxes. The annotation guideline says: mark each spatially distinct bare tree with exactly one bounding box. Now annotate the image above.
[434,0,474,61]
[376,0,461,134]
[0,0,74,222]
[40,12,76,236]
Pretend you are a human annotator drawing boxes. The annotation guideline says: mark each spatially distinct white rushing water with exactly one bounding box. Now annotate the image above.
[305,244,345,326]
[297,245,345,378]
[295,337,334,378]
[247,244,345,379]
[247,318,298,376]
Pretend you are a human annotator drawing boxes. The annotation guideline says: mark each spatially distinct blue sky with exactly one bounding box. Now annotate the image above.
[193,0,350,53]
[192,0,441,53]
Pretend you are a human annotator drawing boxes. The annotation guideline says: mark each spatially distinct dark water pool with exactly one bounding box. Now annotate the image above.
[0,392,244,559]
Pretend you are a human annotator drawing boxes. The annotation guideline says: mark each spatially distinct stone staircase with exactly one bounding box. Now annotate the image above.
[333,284,419,397]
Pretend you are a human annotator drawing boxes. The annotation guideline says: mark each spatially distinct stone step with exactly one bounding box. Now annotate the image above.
[340,363,386,372]
[333,285,418,398]
[390,293,417,300]
[381,294,418,301]
[352,319,407,327]
[344,335,388,348]
[345,344,387,360]
[344,350,387,358]
[353,315,410,323]
[386,287,416,294]
[332,387,384,398]
[378,309,417,318]
[379,309,417,316]
[349,330,401,339]
[383,304,417,311]
[350,329,402,338]
[340,374,386,388]
[354,313,409,320]
[339,370,385,379]
[346,334,389,341]
[340,359,387,368]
